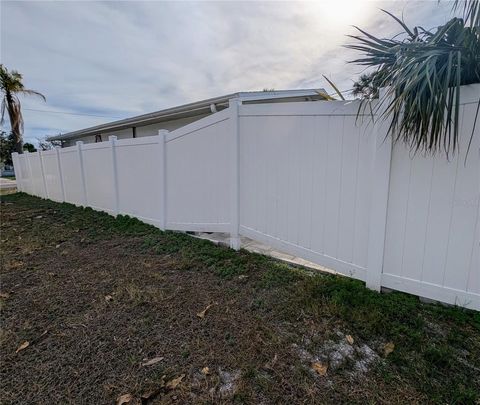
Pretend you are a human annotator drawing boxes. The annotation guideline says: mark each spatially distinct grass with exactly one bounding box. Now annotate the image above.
[1,192,479,404]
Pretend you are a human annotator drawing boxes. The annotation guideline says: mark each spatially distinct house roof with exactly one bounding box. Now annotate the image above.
[47,89,326,141]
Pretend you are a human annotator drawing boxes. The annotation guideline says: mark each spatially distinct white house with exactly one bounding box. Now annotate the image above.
[48,89,327,146]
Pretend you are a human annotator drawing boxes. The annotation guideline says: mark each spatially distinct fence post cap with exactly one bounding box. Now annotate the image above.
[228,97,242,107]
[158,129,169,135]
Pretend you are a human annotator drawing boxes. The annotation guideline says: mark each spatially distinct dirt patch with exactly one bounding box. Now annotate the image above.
[293,331,380,383]
[1,193,479,404]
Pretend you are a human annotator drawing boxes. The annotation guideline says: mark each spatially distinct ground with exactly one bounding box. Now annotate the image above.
[0,178,17,195]
[1,193,479,405]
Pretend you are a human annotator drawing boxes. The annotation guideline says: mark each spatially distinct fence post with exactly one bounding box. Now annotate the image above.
[109,136,120,215]
[76,141,88,207]
[38,150,48,199]
[229,98,241,250]
[366,90,392,291]
[158,129,169,230]
[56,147,66,202]
[25,151,33,195]
[11,152,22,192]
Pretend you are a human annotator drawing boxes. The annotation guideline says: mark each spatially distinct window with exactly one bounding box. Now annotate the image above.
[95,134,102,143]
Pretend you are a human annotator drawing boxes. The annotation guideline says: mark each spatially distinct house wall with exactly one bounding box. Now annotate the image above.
[61,114,210,147]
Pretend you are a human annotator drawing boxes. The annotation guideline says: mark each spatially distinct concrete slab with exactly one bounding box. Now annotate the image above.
[0,178,17,191]
[193,232,338,276]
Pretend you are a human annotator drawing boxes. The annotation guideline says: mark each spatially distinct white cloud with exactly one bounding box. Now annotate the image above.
[0,0,452,143]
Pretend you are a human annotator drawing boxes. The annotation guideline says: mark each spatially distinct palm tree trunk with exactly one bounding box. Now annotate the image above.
[5,91,23,154]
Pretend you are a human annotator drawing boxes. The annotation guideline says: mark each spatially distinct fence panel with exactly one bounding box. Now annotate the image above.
[238,101,375,280]
[27,152,45,198]
[165,110,231,232]
[383,90,480,310]
[15,154,30,193]
[59,146,84,206]
[81,142,116,214]
[41,150,63,202]
[115,135,163,227]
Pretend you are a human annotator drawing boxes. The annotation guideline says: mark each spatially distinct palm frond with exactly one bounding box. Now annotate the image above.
[322,75,346,100]
[0,98,6,125]
[315,90,336,101]
[19,89,46,102]
[346,12,480,156]
[452,0,480,27]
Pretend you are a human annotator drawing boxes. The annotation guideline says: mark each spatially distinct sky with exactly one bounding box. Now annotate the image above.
[1,0,454,144]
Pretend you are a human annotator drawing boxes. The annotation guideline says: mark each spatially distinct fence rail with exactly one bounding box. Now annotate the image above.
[12,84,480,310]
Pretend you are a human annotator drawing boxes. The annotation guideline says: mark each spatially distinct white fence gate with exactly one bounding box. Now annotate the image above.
[12,84,480,310]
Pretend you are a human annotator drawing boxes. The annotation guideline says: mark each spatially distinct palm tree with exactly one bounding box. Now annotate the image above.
[0,65,46,154]
[454,0,480,27]
[352,73,381,100]
[346,1,480,156]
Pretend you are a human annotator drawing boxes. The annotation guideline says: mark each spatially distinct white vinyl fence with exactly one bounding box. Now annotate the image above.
[12,84,480,310]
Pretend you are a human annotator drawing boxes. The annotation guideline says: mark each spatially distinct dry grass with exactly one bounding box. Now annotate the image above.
[1,193,479,404]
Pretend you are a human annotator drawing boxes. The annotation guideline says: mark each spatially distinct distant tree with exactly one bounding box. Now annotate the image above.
[0,130,15,166]
[0,65,46,154]
[352,73,382,100]
[22,142,37,153]
[37,137,62,151]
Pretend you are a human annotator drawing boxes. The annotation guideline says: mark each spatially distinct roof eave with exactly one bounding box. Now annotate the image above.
[47,89,324,142]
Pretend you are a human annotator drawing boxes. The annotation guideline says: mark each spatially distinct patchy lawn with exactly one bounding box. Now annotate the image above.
[1,193,479,404]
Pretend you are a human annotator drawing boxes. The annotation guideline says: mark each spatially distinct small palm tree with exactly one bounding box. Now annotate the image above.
[0,65,45,154]
[346,2,480,156]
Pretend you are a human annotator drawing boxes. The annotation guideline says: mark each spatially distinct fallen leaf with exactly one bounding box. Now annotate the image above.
[105,295,114,302]
[55,244,61,249]
[38,330,48,339]
[15,341,29,353]
[384,342,395,357]
[68,323,87,329]
[197,303,214,318]
[165,374,185,390]
[8,260,23,269]
[201,367,210,375]
[346,335,354,345]
[312,361,328,376]
[0,292,10,299]
[116,393,133,405]
[141,356,164,366]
